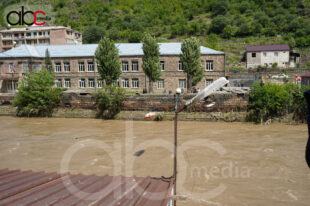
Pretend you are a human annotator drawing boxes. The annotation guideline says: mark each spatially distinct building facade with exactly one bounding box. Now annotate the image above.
[0,26,82,52]
[246,44,300,69]
[0,43,225,94]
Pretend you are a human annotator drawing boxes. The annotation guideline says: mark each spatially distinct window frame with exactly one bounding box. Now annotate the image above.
[122,61,129,72]
[132,78,139,88]
[64,62,70,72]
[64,79,71,88]
[205,79,213,87]
[87,61,94,72]
[178,61,184,71]
[88,78,95,88]
[54,62,61,73]
[160,61,165,71]
[79,78,85,88]
[132,61,139,72]
[178,79,186,89]
[78,62,85,72]
[205,60,214,71]
[122,78,129,88]
[157,79,164,89]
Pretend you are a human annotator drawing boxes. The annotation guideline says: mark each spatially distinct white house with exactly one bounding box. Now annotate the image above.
[246,44,300,69]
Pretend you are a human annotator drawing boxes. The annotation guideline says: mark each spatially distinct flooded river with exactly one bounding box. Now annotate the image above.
[0,116,309,206]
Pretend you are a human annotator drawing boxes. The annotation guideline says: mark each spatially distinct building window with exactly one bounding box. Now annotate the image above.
[122,61,128,72]
[178,62,183,71]
[55,62,61,73]
[78,62,85,72]
[179,79,186,89]
[122,78,129,88]
[97,79,103,88]
[33,63,41,71]
[64,79,71,88]
[88,78,95,88]
[22,63,29,72]
[79,78,85,88]
[64,62,70,72]
[263,52,267,57]
[160,61,165,71]
[55,79,62,88]
[132,78,139,88]
[115,79,120,87]
[274,52,278,56]
[206,60,214,71]
[252,53,256,58]
[88,61,94,72]
[132,61,139,72]
[9,63,13,73]
[158,79,164,89]
[205,79,213,87]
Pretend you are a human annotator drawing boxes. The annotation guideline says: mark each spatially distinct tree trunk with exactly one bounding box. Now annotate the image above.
[149,78,153,93]
[187,76,192,93]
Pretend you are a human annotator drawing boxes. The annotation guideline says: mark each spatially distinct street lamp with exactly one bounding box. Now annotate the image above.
[172,77,229,206]
[173,88,181,206]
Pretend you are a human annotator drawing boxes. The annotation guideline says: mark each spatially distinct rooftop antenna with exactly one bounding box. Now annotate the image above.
[173,77,229,205]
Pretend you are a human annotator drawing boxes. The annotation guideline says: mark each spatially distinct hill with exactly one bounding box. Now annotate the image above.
[1,0,310,67]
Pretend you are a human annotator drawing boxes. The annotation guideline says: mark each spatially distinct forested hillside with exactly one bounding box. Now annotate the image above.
[1,0,310,48]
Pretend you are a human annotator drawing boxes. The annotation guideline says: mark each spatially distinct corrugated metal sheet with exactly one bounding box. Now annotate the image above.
[0,169,173,206]
[0,43,224,58]
[246,44,290,52]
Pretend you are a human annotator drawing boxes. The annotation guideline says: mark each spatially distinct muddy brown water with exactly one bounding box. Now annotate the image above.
[0,116,309,206]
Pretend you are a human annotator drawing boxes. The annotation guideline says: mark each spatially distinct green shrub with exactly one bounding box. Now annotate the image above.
[95,85,125,119]
[247,82,310,123]
[13,70,65,117]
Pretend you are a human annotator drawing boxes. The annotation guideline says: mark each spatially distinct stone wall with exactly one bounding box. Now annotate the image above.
[59,92,249,112]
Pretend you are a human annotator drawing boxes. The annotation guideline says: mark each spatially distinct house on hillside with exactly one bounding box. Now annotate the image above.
[245,44,300,69]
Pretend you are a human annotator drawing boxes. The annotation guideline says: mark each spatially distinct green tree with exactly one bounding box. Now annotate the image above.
[142,33,161,93]
[223,25,236,39]
[83,26,105,43]
[212,0,229,16]
[128,31,142,43]
[13,70,64,117]
[210,15,229,34]
[95,85,125,119]
[180,37,204,93]
[44,49,52,73]
[95,37,121,85]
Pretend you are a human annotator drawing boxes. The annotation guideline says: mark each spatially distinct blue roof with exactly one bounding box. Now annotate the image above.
[0,43,224,58]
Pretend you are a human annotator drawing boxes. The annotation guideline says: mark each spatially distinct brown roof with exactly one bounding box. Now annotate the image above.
[0,169,173,206]
[246,44,290,52]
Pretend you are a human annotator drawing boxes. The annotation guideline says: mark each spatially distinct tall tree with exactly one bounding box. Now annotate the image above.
[142,33,161,93]
[13,70,64,117]
[180,37,204,93]
[44,49,52,73]
[95,37,121,86]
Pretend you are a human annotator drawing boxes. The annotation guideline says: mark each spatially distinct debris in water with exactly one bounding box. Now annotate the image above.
[134,150,145,157]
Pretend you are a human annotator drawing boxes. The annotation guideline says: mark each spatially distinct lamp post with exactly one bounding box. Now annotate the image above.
[171,77,229,206]
[173,87,181,206]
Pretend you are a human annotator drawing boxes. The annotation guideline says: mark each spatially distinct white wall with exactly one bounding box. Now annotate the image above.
[260,51,289,68]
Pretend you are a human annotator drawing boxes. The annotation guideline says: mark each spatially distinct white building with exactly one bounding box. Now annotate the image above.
[246,44,300,69]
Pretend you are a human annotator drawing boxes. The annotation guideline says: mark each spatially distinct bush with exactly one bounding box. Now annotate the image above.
[247,82,310,123]
[95,85,125,119]
[13,70,65,117]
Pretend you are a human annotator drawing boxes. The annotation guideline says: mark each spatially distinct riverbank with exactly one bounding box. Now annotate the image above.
[0,105,298,123]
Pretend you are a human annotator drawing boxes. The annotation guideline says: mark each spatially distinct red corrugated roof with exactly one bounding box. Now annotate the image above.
[0,169,173,206]
[246,44,290,52]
